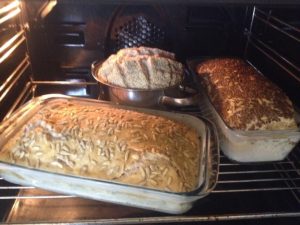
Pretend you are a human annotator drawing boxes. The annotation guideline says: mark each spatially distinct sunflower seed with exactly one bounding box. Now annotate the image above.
[182,171,187,180]
[140,167,146,179]
[81,165,88,173]
[9,152,15,162]
[183,151,190,158]
[97,147,102,156]
[179,182,184,191]
[35,159,41,168]
[65,158,75,168]
[130,130,138,134]
[155,127,160,133]
[113,135,118,142]
[50,161,63,168]
[152,133,157,141]
[162,167,169,176]
[115,144,121,152]
[145,167,150,177]
[131,137,142,143]
[103,147,109,159]
[19,151,25,159]
[149,179,157,185]
[34,151,43,156]
[124,150,130,162]
[100,140,107,148]
[32,146,40,151]
[121,144,127,152]
[150,174,157,179]
[119,164,125,175]
[107,168,114,176]
[184,162,188,169]
[185,182,193,189]
[131,153,140,160]
[107,127,114,136]
[102,161,110,166]
[149,165,156,172]
[62,145,70,152]
[143,134,149,140]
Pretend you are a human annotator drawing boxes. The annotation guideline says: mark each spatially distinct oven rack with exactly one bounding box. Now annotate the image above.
[0,81,300,223]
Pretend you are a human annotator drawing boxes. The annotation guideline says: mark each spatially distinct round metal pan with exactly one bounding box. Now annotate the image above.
[91,60,199,108]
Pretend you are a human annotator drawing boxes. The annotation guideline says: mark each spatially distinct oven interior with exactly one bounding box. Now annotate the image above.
[0,0,300,224]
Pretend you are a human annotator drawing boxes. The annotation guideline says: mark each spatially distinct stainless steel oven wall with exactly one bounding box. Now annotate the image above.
[0,0,32,219]
[0,0,32,122]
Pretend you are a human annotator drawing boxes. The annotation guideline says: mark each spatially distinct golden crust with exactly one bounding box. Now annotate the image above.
[0,101,201,192]
[197,58,297,131]
[97,47,183,90]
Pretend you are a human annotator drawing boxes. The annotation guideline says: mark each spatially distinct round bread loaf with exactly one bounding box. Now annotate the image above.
[97,47,184,90]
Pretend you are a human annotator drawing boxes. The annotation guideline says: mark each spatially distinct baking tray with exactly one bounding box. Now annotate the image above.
[187,58,300,163]
[0,94,219,214]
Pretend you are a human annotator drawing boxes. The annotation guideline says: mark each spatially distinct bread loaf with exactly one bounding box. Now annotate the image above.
[97,46,183,90]
[196,58,297,131]
[0,100,201,192]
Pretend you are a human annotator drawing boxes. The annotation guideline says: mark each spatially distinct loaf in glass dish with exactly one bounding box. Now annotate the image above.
[188,58,300,163]
[0,94,219,213]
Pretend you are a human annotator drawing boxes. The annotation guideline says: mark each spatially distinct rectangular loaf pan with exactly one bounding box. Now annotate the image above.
[187,58,300,163]
[0,94,219,214]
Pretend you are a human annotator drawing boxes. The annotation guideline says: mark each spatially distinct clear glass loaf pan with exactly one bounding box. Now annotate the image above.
[187,59,300,163]
[0,94,219,214]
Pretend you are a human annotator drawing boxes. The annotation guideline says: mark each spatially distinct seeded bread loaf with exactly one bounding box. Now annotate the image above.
[0,100,200,192]
[196,58,297,131]
[97,46,183,90]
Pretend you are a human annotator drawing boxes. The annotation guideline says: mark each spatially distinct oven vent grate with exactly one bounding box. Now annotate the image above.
[114,15,165,51]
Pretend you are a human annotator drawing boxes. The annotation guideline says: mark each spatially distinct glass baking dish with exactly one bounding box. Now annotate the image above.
[0,94,219,214]
[187,59,300,163]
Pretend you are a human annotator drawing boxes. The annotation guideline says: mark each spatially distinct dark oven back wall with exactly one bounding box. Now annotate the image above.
[24,1,300,106]
[24,1,247,80]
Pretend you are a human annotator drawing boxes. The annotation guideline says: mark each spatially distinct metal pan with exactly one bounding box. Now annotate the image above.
[91,61,199,108]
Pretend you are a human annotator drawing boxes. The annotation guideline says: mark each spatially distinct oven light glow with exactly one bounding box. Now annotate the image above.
[0,30,23,54]
[0,7,21,25]
[40,0,57,19]
[0,36,25,64]
[0,1,19,15]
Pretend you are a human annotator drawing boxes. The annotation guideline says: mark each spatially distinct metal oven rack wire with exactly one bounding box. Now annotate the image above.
[0,4,300,224]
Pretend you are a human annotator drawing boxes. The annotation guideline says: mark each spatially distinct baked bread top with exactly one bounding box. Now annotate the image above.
[0,100,201,192]
[97,46,183,90]
[196,58,297,131]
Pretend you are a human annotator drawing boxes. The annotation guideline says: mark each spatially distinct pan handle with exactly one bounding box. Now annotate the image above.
[160,85,199,107]
[91,60,104,81]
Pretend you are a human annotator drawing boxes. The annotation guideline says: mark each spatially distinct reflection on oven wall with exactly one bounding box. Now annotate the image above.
[0,0,300,224]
